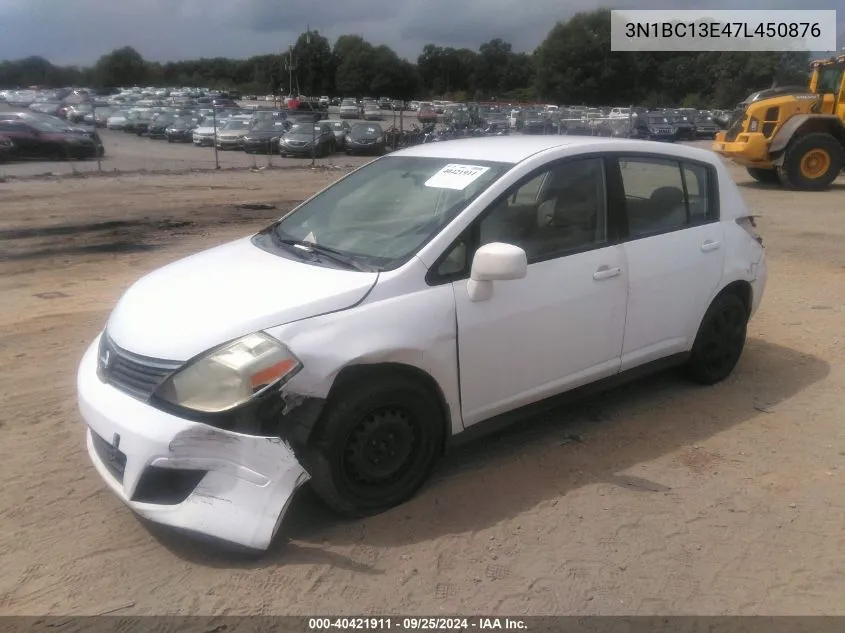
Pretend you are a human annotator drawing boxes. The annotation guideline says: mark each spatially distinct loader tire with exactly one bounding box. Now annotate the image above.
[777,133,844,191]
[746,167,780,185]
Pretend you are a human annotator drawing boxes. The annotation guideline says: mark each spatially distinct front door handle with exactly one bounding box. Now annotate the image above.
[701,240,722,252]
[593,265,622,281]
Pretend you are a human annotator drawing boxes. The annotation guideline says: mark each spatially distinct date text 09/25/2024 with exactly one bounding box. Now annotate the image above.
[308,618,528,630]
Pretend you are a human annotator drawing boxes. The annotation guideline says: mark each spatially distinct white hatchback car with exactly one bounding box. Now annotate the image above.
[78,136,766,552]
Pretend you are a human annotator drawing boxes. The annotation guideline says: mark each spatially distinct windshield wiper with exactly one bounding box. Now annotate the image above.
[272,236,375,272]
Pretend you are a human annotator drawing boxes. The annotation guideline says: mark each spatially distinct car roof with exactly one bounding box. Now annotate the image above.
[392,136,720,165]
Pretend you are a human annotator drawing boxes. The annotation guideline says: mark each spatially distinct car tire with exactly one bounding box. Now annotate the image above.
[746,167,780,184]
[777,133,844,191]
[304,374,445,517]
[685,292,748,385]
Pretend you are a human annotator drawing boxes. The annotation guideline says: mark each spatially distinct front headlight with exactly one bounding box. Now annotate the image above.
[154,332,301,413]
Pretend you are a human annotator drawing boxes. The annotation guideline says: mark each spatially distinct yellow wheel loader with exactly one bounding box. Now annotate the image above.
[713,54,845,190]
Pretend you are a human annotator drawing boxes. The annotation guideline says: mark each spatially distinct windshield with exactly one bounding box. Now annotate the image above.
[223,120,249,131]
[350,124,381,138]
[267,156,508,269]
[29,119,65,132]
[329,122,345,130]
[288,122,319,134]
[648,115,669,124]
[252,119,287,132]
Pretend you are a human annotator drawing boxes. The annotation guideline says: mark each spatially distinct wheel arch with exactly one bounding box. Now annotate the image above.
[713,279,753,317]
[324,362,454,452]
[770,115,845,159]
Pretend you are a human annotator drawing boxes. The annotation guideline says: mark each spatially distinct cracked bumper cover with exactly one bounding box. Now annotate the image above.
[76,339,312,550]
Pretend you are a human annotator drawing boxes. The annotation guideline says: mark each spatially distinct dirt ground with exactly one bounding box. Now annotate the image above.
[1,163,844,616]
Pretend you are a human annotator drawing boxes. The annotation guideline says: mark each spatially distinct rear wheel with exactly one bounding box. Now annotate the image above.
[746,167,780,184]
[685,293,749,385]
[304,375,445,516]
[777,133,844,191]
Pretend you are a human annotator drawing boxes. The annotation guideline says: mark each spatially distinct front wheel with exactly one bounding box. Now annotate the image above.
[777,133,844,191]
[304,375,445,516]
[685,293,749,385]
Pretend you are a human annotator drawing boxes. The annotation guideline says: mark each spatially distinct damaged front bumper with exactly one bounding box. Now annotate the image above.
[77,338,311,551]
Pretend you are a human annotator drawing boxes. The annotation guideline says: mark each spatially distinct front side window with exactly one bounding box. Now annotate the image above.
[478,158,608,262]
[264,157,509,269]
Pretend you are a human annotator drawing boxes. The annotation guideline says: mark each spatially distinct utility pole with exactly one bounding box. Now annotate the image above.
[285,45,297,103]
[307,27,316,166]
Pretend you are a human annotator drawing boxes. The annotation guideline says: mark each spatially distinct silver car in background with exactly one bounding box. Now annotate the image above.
[339,99,359,119]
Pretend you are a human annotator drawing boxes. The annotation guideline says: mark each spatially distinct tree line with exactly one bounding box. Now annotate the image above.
[0,9,812,108]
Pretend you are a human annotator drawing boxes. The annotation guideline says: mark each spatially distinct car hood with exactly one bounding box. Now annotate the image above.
[219,130,246,137]
[246,130,283,139]
[284,133,316,141]
[106,236,379,361]
[194,126,215,133]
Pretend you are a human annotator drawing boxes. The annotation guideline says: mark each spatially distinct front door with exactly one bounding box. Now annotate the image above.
[452,156,629,426]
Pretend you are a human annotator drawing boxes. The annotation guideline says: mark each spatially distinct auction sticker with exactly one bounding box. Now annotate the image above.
[425,164,490,190]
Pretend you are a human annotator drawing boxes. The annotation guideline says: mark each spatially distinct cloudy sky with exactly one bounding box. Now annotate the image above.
[1,0,843,65]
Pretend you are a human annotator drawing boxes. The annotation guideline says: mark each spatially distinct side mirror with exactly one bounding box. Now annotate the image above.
[466,242,527,302]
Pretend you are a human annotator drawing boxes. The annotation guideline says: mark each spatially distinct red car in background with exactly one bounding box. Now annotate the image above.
[0,119,103,160]
[417,104,438,124]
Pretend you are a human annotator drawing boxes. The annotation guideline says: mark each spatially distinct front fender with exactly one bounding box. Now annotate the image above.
[265,268,462,437]
[769,114,843,155]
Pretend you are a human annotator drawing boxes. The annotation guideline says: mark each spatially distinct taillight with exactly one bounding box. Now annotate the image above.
[737,216,763,246]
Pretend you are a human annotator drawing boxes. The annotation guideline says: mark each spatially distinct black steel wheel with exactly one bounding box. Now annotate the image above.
[305,374,445,516]
[685,293,748,385]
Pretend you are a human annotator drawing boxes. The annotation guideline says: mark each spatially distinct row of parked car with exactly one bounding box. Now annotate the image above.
[450,105,725,141]
[107,105,391,157]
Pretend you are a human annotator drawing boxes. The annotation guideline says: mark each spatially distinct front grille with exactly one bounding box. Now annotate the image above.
[98,334,182,401]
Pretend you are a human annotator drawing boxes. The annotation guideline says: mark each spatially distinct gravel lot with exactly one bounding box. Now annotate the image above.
[1,153,844,616]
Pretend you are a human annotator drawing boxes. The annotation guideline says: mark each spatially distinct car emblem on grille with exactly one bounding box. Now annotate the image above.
[99,348,112,372]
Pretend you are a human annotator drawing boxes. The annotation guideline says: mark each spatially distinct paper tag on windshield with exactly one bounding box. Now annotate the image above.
[304,231,317,244]
[425,164,490,190]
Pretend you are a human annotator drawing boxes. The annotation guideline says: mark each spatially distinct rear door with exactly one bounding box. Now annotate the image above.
[611,155,724,371]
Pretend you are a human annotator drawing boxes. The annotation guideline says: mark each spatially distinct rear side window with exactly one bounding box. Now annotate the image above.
[618,157,717,238]
[682,163,710,224]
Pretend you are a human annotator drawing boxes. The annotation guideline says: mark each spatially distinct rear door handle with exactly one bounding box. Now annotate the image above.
[593,265,622,281]
[701,240,722,252]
